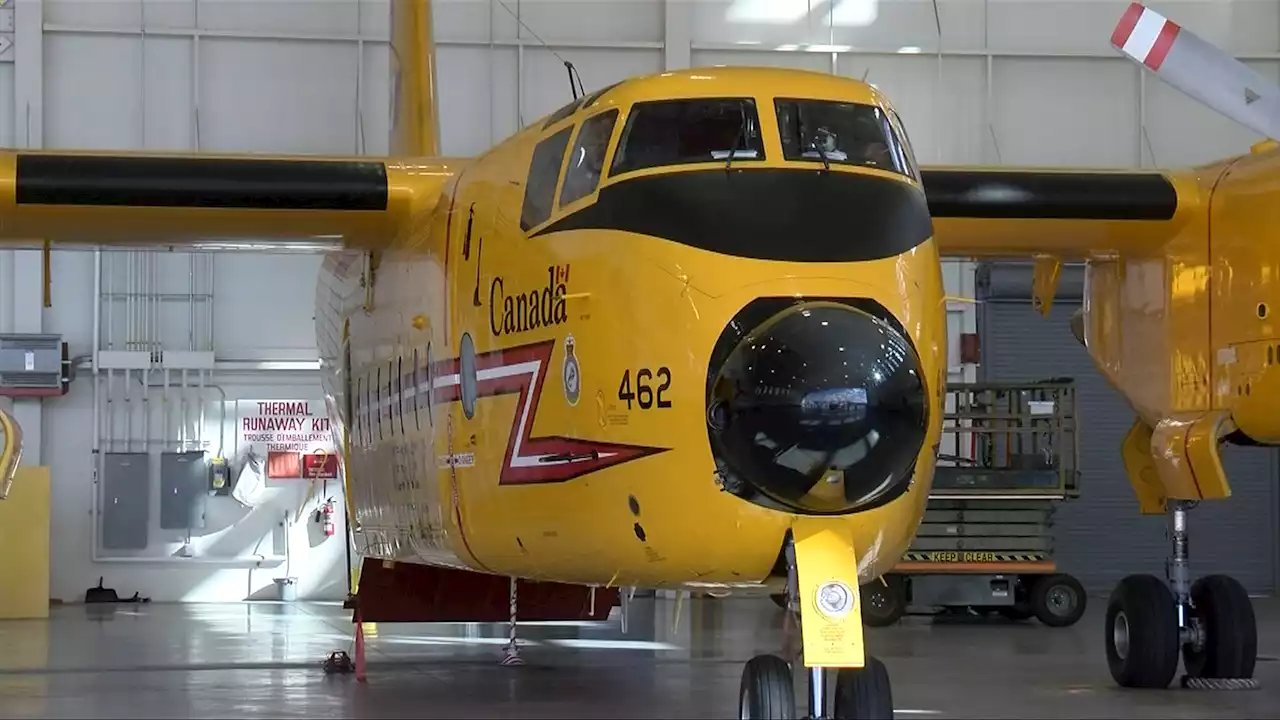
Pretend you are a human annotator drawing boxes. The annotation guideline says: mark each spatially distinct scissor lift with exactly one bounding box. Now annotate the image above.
[863,380,1084,628]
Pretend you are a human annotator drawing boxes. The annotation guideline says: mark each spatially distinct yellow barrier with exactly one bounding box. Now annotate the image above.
[0,465,50,619]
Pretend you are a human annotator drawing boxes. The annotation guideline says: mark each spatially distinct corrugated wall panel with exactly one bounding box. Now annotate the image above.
[980,265,1277,594]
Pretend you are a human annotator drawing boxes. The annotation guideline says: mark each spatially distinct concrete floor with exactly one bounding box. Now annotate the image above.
[0,595,1275,718]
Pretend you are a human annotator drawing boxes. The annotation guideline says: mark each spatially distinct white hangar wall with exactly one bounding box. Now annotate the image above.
[0,0,1272,603]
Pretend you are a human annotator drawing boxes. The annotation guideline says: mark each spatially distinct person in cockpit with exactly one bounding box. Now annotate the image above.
[802,127,848,162]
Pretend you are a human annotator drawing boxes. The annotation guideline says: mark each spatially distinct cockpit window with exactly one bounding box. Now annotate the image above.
[886,109,920,180]
[520,126,574,231]
[610,98,765,176]
[775,99,912,177]
[560,109,619,207]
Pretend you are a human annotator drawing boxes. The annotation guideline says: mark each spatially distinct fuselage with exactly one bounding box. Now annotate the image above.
[315,67,947,590]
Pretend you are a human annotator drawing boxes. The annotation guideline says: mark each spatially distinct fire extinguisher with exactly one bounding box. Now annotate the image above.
[320,498,336,537]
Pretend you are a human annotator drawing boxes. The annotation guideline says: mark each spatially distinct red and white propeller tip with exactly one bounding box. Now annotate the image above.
[1111,2,1180,71]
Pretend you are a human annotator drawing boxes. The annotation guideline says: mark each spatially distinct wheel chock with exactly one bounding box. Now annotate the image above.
[1180,676,1260,690]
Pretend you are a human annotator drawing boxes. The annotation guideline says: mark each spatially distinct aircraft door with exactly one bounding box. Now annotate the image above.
[439,181,487,566]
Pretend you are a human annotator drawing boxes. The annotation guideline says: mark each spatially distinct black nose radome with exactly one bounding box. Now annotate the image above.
[706,300,928,515]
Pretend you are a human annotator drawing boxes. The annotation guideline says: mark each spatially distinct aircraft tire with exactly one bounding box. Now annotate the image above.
[833,656,893,720]
[1182,574,1257,680]
[1030,573,1087,627]
[862,576,906,628]
[1104,574,1180,688]
[738,654,795,719]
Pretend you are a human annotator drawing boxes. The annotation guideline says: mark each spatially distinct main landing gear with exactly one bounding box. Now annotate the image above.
[740,532,894,720]
[1103,502,1258,690]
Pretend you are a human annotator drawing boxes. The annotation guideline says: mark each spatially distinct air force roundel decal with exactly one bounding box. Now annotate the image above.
[562,335,581,407]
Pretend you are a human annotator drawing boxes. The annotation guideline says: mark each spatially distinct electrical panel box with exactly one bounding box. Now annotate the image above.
[208,456,230,496]
[0,334,69,397]
[160,451,208,531]
[100,452,151,551]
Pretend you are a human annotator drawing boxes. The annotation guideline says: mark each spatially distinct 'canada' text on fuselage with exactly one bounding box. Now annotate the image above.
[489,264,570,336]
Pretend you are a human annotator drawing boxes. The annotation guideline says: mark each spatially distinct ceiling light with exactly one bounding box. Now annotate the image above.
[726,0,811,24]
[832,0,879,27]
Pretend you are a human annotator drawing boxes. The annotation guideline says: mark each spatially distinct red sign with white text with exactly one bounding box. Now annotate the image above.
[237,399,336,480]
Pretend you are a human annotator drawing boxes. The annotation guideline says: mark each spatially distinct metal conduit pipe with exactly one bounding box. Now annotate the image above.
[130,373,227,458]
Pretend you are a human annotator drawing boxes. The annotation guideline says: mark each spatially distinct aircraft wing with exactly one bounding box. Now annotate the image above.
[923,165,1204,259]
[0,150,460,250]
[925,1,1280,260]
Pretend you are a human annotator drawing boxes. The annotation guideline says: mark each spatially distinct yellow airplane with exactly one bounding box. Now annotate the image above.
[0,407,21,499]
[0,0,1269,715]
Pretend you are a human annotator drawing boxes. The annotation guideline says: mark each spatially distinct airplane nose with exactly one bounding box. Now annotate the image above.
[706,301,928,515]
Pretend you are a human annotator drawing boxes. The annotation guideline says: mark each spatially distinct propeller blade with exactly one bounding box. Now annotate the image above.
[1110,2,1280,140]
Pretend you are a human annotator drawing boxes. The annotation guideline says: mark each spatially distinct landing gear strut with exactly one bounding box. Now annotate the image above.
[739,534,893,719]
[1103,501,1258,689]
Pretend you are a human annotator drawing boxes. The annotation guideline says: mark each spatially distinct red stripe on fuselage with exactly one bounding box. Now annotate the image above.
[368,339,667,485]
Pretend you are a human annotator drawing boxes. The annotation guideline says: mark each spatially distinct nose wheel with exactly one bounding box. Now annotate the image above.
[741,523,895,719]
[737,657,894,720]
[833,658,893,719]
[1102,503,1259,690]
[739,655,796,719]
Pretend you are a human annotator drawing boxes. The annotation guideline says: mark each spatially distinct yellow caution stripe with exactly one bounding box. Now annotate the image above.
[902,551,1048,563]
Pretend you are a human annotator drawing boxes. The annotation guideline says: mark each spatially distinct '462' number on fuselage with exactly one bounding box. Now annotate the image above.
[618,367,671,410]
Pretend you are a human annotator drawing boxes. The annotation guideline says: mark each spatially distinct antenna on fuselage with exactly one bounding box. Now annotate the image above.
[931,0,944,163]
[564,61,586,101]
[496,1,586,108]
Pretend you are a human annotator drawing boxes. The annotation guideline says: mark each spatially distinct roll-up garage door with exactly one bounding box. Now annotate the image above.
[978,262,1277,594]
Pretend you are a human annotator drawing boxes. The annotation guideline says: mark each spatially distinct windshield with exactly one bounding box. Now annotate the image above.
[610,98,764,176]
[775,99,913,177]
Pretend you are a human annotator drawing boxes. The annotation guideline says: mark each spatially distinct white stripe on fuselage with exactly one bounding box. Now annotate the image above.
[367,358,615,469]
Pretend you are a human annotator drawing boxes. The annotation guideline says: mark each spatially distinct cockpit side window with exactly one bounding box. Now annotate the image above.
[559,109,620,207]
[774,98,912,178]
[520,126,574,232]
[886,109,920,180]
[610,98,765,177]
